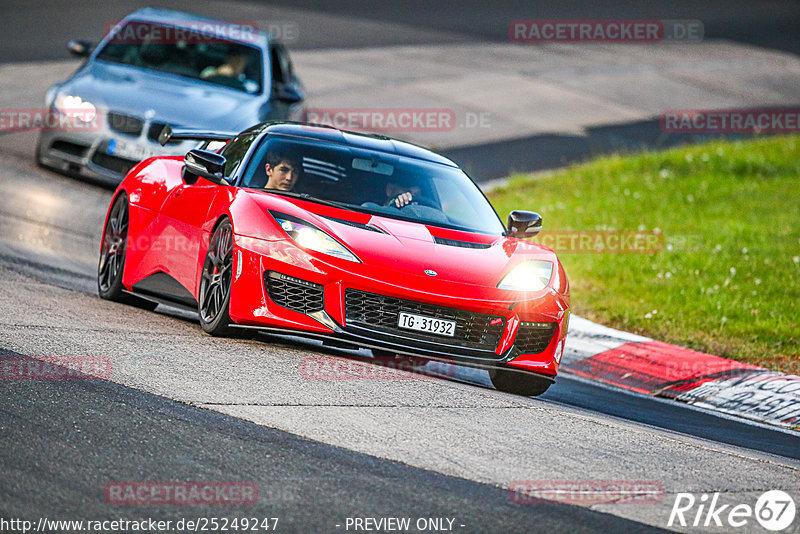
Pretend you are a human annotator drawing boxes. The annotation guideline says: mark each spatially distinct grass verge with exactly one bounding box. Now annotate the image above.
[487,135,800,374]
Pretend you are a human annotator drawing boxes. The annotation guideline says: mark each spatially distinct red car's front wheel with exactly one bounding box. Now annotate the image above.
[199,219,237,336]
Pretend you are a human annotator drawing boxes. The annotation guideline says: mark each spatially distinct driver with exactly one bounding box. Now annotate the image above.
[200,50,248,80]
[264,151,302,191]
[385,181,422,208]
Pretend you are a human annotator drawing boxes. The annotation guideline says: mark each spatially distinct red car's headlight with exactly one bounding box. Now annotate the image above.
[274,216,361,263]
[498,260,553,291]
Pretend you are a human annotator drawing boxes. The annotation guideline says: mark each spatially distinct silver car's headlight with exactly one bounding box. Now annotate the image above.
[275,217,360,263]
[53,94,97,122]
[498,260,553,291]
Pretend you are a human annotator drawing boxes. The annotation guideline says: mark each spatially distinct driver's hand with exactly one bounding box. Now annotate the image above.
[391,191,414,207]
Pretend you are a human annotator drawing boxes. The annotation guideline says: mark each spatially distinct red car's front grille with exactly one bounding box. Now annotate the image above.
[344,289,505,351]
[265,271,324,314]
[514,322,557,354]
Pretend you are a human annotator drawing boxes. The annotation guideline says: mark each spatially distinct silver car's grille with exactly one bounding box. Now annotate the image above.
[90,151,139,176]
[50,140,90,158]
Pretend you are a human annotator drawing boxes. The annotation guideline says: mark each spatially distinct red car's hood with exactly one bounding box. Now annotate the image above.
[342,217,551,285]
[244,192,557,288]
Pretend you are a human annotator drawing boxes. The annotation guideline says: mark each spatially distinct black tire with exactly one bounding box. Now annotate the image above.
[489,367,552,397]
[97,193,157,310]
[198,219,237,336]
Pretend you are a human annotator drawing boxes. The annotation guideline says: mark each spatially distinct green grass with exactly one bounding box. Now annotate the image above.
[487,135,800,374]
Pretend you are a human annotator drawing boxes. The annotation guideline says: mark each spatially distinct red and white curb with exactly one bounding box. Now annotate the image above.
[563,316,800,431]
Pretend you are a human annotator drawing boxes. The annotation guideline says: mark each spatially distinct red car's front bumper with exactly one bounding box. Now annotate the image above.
[229,235,569,378]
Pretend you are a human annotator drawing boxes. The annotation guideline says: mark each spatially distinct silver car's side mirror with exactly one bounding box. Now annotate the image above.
[67,40,92,57]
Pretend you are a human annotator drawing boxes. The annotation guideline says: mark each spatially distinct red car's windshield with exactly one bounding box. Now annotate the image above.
[239,136,506,236]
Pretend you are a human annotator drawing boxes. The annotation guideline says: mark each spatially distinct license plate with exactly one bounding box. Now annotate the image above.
[107,138,158,161]
[398,312,456,337]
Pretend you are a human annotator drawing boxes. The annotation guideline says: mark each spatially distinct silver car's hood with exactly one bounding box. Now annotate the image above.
[57,60,265,131]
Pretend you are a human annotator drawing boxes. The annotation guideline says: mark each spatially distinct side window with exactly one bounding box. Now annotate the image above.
[269,43,292,85]
[221,133,257,178]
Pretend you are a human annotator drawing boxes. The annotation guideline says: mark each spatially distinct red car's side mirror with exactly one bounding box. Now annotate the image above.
[507,210,543,238]
[184,149,227,185]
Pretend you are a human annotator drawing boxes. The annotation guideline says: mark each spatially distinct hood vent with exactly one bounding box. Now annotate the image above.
[434,236,491,249]
[322,215,386,234]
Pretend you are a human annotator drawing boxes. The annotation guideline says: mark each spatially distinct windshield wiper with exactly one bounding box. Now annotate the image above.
[264,190,350,211]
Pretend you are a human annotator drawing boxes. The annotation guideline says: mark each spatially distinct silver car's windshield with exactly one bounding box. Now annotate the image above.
[240,136,506,236]
[95,21,263,94]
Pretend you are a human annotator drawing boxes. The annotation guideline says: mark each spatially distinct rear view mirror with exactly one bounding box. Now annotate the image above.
[507,210,543,238]
[67,40,92,57]
[184,149,227,185]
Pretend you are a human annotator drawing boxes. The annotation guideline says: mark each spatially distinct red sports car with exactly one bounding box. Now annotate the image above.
[98,122,570,396]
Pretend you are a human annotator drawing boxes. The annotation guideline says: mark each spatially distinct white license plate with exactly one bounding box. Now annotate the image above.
[398,312,456,337]
[107,138,158,161]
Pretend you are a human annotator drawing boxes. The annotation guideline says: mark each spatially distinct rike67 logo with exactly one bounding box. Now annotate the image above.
[669,490,796,531]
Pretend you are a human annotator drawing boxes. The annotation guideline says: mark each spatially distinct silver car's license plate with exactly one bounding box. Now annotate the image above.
[107,138,158,161]
[398,312,456,337]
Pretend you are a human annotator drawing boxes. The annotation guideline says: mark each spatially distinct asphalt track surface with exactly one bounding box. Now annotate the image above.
[1,359,665,533]
[1,2,800,532]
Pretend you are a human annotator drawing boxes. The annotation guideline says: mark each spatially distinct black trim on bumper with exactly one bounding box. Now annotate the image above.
[229,322,543,375]
[342,323,507,361]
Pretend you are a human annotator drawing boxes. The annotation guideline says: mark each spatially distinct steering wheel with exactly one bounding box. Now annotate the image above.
[387,194,439,210]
